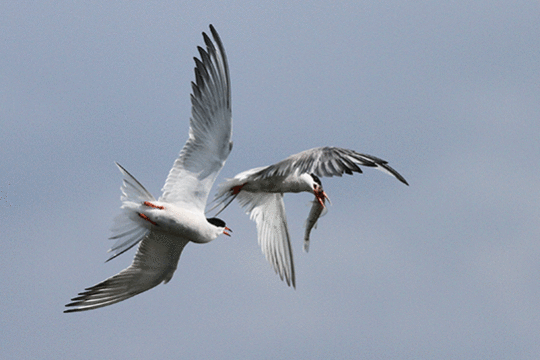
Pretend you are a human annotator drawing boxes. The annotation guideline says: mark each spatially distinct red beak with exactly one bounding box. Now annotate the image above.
[315,190,331,207]
[223,227,232,236]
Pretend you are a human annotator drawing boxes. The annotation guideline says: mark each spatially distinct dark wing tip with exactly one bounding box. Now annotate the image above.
[400,177,409,186]
[382,163,409,186]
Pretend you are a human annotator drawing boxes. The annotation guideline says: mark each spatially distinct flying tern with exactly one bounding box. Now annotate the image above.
[211,147,408,288]
[65,25,232,312]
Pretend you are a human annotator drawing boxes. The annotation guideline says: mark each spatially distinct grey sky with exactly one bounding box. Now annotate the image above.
[1,1,539,359]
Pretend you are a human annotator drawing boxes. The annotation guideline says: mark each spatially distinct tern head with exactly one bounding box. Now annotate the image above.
[309,173,331,207]
[206,217,232,237]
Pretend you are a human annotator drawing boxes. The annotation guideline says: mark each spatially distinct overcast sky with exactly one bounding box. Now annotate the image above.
[2,1,539,359]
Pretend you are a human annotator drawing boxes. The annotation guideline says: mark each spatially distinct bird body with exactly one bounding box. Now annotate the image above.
[65,25,231,312]
[136,202,225,243]
[223,169,315,194]
[211,146,408,288]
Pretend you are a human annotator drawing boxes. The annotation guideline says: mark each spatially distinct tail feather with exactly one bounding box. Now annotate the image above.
[115,162,155,202]
[106,222,148,262]
[207,177,243,215]
[107,163,154,261]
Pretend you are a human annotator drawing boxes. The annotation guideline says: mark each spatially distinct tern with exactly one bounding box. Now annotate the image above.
[65,25,232,312]
[211,147,408,288]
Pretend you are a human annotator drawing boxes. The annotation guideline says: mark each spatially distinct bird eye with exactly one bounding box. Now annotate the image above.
[310,173,322,185]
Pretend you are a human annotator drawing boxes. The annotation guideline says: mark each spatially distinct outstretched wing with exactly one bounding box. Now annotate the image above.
[236,192,295,288]
[160,25,232,212]
[64,230,189,312]
[251,147,408,185]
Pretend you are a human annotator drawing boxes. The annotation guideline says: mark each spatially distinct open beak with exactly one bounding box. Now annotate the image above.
[223,227,232,237]
[315,190,331,207]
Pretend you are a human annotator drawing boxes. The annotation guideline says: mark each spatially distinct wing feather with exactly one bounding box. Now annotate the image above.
[236,192,295,288]
[160,25,232,212]
[251,146,408,185]
[65,230,189,312]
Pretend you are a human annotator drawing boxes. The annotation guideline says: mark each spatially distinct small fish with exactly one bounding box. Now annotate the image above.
[303,195,327,252]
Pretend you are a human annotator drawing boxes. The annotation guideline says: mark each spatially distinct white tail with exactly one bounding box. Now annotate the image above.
[106,163,155,262]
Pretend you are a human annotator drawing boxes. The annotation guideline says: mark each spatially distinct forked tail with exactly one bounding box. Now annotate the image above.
[207,177,244,216]
[107,163,155,261]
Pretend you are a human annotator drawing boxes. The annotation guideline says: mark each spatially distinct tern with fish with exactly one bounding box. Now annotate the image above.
[210,147,408,288]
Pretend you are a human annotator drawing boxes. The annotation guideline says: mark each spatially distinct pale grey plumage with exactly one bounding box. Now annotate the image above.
[236,192,295,287]
[65,25,232,313]
[211,146,407,288]
[245,147,408,185]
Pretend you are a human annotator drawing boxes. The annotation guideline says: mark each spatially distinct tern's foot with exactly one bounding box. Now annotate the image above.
[231,184,245,195]
[143,201,164,210]
[138,213,157,225]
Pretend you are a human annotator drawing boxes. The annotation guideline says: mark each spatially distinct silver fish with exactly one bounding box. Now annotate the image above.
[303,196,327,252]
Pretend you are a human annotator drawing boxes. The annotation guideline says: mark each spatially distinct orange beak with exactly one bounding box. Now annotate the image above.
[315,189,331,207]
[223,227,232,237]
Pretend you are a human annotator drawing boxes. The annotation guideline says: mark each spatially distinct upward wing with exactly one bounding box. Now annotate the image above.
[65,230,189,312]
[251,147,408,185]
[236,192,295,288]
[160,25,232,212]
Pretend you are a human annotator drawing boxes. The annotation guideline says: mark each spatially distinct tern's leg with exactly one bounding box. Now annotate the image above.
[138,213,157,225]
[143,201,164,210]
[231,184,245,195]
